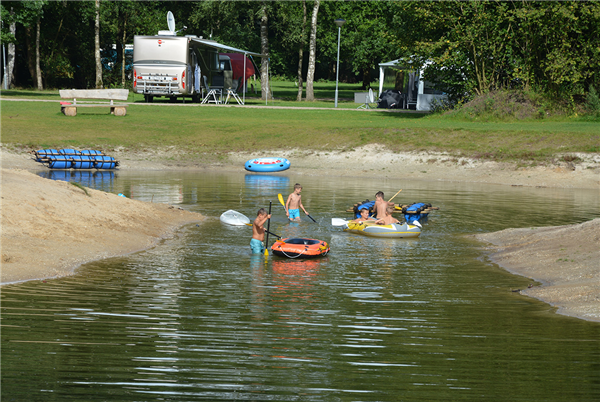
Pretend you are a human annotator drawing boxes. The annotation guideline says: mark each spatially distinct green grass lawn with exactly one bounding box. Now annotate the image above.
[1,85,599,163]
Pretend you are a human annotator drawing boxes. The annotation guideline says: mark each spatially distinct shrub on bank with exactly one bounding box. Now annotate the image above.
[439,89,600,121]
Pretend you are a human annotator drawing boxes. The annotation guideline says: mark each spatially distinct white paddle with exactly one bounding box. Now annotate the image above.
[331,218,349,227]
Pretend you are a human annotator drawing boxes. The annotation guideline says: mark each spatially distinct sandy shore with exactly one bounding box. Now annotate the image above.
[1,146,599,322]
[1,168,204,284]
[476,219,600,322]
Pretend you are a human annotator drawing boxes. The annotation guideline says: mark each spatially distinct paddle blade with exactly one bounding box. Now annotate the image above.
[264,247,269,256]
[331,218,348,227]
[277,193,285,207]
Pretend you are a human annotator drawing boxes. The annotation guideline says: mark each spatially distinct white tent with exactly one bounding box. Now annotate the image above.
[378,59,446,111]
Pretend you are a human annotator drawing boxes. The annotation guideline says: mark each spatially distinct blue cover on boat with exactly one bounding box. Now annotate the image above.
[48,155,72,169]
[404,203,429,223]
[71,156,95,169]
[94,155,117,169]
[35,149,60,161]
[60,149,82,155]
[81,150,104,156]
[406,203,425,213]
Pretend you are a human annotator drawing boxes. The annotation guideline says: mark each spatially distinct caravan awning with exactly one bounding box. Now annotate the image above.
[191,38,265,57]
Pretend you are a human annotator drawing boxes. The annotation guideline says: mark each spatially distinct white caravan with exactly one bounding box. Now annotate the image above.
[133,13,262,103]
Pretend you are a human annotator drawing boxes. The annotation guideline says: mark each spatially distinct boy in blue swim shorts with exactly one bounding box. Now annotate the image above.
[285,183,310,222]
[288,208,300,220]
[251,208,271,253]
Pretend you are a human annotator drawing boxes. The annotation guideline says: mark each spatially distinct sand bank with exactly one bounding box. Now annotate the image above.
[476,219,600,322]
[1,168,204,284]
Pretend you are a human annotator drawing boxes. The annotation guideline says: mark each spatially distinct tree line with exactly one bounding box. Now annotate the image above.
[1,0,598,104]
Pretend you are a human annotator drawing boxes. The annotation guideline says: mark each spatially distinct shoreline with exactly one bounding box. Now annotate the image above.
[1,146,599,322]
[4,144,599,189]
[475,219,600,322]
[1,168,204,285]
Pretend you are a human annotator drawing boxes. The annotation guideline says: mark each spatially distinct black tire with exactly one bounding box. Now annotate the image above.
[144,95,153,103]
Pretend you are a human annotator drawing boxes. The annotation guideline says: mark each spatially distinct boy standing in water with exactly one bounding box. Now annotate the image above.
[251,208,271,253]
[285,183,310,221]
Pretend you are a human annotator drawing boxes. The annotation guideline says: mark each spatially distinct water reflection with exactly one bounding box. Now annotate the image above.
[37,169,116,192]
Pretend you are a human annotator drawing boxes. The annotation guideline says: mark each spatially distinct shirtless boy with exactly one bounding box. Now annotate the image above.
[376,205,400,225]
[251,208,271,253]
[351,208,376,223]
[373,191,395,219]
[285,183,309,221]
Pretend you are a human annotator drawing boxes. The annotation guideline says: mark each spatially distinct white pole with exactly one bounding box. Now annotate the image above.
[243,53,247,105]
[335,25,341,108]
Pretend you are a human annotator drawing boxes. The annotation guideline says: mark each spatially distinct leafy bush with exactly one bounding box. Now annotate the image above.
[586,85,600,118]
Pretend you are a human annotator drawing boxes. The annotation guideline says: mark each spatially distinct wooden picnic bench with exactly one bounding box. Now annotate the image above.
[59,89,129,116]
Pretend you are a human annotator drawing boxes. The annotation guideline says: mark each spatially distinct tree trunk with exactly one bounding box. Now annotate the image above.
[305,0,320,102]
[95,0,103,89]
[121,19,127,87]
[361,68,371,90]
[35,17,43,90]
[260,3,269,101]
[296,0,307,102]
[25,26,36,86]
[5,19,16,89]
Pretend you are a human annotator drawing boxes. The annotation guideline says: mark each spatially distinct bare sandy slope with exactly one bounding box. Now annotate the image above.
[1,168,204,284]
[476,219,600,322]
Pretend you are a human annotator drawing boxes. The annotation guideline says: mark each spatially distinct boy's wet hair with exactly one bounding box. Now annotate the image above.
[294,183,302,190]
[375,191,384,198]
[257,208,267,216]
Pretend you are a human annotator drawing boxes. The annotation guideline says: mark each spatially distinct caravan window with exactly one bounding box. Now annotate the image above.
[220,59,231,71]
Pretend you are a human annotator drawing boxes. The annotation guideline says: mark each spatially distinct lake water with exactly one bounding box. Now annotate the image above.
[2,170,600,401]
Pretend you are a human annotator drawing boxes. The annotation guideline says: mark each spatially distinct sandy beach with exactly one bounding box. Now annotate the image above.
[1,146,599,321]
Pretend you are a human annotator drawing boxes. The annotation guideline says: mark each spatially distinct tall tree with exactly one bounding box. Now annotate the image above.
[35,13,42,89]
[95,0,102,88]
[296,0,307,101]
[260,2,269,100]
[305,0,320,101]
[1,5,17,88]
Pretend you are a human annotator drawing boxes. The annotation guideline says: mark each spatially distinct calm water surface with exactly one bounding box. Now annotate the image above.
[2,170,600,401]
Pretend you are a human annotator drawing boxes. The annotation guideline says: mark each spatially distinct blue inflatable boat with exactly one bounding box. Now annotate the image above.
[245,157,291,172]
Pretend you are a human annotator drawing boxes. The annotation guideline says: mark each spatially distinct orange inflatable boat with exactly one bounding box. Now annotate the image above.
[270,238,330,259]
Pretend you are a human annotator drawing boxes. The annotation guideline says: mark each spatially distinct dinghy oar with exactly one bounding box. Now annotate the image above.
[331,218,349,227]
[388,189,402,203]
[277,193,286,208]
[264,201,272,257]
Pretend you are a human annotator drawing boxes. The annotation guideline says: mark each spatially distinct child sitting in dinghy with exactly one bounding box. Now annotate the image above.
[375,206,401,225]
[351,208,377,224]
